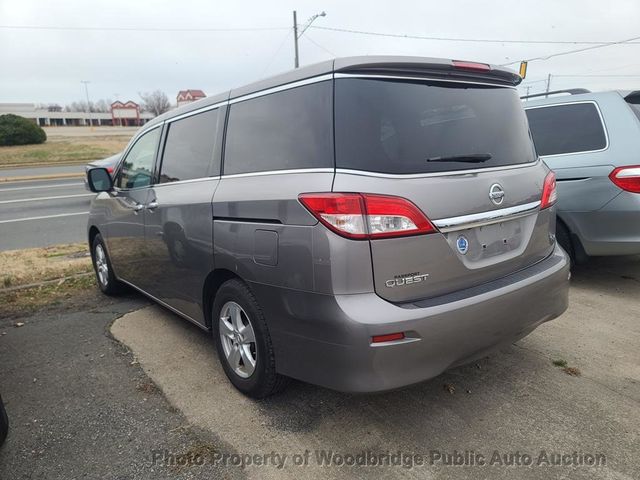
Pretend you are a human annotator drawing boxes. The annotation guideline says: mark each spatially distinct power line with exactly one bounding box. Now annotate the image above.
[0,24,288,33]
[303,34,336,58]
[309,25,640,46]
[501,34,640,66]
[552,74,640,77]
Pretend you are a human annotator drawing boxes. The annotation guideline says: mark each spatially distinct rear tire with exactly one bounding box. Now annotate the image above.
[556,222,574,267]
[212,279,289,398]
[0,395,8,447]
[91,234,125,296]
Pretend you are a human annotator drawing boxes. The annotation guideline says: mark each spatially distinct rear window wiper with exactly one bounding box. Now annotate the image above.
[426,153,492,163]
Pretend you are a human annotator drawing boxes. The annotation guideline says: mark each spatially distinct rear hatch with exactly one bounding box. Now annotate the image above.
[332,74,555,303]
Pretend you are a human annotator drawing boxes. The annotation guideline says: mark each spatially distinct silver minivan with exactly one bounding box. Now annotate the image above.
[524,89,640,262]
[87,56,570,397]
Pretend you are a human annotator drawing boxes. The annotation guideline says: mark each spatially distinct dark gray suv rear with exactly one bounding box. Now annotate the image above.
[86,56,570,397]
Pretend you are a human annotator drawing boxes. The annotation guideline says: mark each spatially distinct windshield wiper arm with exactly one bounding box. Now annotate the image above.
[426,153,492,163]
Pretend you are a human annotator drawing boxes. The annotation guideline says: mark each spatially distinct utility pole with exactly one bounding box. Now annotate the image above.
[545,74,552,98]
[293,11,299,69]
[292,10,326,68]
[81,80,94,130]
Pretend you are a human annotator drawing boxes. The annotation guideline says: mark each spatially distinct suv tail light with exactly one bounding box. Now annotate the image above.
[609,166,640,193]
[540,171,557,209]
[298,193,436,240]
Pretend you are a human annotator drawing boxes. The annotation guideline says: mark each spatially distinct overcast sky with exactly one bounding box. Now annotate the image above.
[1,0,639,106]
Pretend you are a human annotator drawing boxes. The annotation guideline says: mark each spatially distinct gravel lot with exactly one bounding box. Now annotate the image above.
[1,256,638,479]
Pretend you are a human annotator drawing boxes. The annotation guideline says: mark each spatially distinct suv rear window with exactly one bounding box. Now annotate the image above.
[526,102,607,156]
[334,78,536,174]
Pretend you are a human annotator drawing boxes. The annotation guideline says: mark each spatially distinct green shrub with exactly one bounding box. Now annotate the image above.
[0,114,47,146]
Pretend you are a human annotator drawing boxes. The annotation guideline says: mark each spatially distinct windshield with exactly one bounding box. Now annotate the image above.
[335,78,537,174]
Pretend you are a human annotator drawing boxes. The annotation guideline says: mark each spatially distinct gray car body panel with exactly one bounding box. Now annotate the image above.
[524,91,640,256]
[88,56,569,392]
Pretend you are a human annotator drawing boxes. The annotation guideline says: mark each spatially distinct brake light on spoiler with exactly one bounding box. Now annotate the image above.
[452,60,491,72]
[299,193,437,240]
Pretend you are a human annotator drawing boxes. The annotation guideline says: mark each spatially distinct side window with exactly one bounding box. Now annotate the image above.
[224,81,333,175]
[526,103,607,156]
[116,128,161,189]
[159,109,220,183]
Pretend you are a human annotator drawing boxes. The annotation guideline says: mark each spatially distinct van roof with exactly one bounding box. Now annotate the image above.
[147,56,521,128]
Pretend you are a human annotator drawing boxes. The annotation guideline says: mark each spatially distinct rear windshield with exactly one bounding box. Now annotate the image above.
[334,78,536,174]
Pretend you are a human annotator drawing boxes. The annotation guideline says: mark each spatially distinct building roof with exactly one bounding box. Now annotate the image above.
[111,100,139,109]
[148,55,521,128]
[177,90,206,99]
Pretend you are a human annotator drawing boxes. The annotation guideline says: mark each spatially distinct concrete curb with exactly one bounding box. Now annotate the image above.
[0,173,85,183]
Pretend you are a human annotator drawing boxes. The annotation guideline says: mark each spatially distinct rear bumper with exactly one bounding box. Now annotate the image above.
[561,192,640,256]
[251,244,570,393]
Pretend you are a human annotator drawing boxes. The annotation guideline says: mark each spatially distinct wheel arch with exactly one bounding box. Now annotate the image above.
[88,225,100,250]
[202,269,243,329]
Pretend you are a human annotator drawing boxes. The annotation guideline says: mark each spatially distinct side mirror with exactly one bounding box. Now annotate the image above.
[87,167,113,192]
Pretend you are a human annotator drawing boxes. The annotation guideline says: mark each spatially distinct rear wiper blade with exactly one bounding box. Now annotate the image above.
[426,153,492,163]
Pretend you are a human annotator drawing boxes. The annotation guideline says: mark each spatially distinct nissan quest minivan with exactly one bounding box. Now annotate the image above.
[86,56,570,398]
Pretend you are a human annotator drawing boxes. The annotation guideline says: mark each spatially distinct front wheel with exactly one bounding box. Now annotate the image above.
[213,279,289,398]
[91,234,125,295]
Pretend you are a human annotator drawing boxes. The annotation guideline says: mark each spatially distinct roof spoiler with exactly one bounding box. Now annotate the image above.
[624,91,640,103]
[334,57,522,87]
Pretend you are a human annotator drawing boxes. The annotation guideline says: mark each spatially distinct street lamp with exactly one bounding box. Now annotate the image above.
[293,10,327,68]
[81,80,94,130]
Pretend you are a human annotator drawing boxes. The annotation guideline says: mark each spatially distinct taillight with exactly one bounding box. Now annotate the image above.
[298,193,436,240]
[609,166,640,193]
[540,171,557,209]
[452,60,491,72]
[372,332,405,344]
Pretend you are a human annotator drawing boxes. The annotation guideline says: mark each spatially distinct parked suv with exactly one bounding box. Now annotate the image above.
[523,89,640,262]
[87,56,570,397]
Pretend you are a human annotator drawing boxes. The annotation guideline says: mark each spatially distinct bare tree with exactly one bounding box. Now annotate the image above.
[64,98,112,113]
[139,90,171,116]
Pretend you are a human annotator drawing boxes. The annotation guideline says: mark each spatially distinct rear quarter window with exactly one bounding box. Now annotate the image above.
[223,81,333,175]
[525,102,607,156]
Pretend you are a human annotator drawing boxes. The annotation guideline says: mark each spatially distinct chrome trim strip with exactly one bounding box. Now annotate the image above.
[229,74,334,104]
[221,168,334,179]
[165,101,228,123]
[118,279,209,331]
[151,176,221,188]
[335,160,539,179]
[433,201,541,233]
[523,100,610,158]
[334,73,516,89]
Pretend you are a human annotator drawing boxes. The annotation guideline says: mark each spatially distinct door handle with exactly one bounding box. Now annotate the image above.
[146,201,159,211]
[133,203,144,212]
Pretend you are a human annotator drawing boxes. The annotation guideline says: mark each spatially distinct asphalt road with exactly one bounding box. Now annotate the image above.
[0,295,243,480]
[0,168,92,251]
[0,164,84,178]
